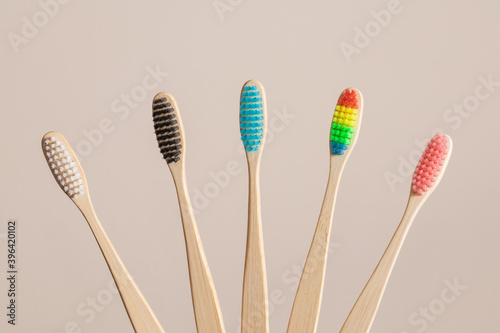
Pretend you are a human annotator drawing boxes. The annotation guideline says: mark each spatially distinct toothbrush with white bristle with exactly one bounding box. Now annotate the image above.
[41,131,165,333]
[339,134,453,333]
[240,80,269,333]
[152,93,226,333]
[287,88,363,333]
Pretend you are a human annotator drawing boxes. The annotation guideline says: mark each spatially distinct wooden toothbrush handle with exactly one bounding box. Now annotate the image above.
[339,195,424,333]
[287,167,341,333]
[242,163,269,333]
[79,198,165,333]
[174,175,226,333]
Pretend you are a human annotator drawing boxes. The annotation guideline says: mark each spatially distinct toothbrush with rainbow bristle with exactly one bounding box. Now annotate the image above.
[287,88,363,333]
[339,133,452,333]
[239,80,269,333]
[41,132,165,333]
[152,93,226,333]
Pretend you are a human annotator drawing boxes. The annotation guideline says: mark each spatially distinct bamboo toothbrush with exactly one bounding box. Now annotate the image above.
[239,80,269,333]
[339,133,453,333]
[41,131,165,333]
[152,93,226,333]
[287,88,363,333]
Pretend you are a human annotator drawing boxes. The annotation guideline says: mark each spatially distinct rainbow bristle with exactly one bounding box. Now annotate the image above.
[240,82,264,152]
[412,134,448,195]
[330,89,359,155]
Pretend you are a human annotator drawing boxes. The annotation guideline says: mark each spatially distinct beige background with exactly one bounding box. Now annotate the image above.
[1,0,499,332]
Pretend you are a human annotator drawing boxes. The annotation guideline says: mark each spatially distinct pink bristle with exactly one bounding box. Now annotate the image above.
[412,134,448,195]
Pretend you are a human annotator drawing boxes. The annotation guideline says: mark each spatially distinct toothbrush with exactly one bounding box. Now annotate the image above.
[239,80,269,333]
[41,131,165,333]
[339,133,452,333]
[152,93,226,333]
[287,88,363,333]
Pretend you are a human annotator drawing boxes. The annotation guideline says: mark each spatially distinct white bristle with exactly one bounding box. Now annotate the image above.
[44,134,85,200]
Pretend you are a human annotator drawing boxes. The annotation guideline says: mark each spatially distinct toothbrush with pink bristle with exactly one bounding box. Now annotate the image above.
[339,133,453,333]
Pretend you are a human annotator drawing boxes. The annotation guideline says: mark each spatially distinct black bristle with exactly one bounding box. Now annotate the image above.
[153,96,182,164]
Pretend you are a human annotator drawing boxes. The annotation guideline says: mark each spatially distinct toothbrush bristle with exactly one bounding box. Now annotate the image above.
[152,93,182,164]
[330,89,359,155]
[412,134,449,195]
[42,132,84,200]
[240,80,265,152]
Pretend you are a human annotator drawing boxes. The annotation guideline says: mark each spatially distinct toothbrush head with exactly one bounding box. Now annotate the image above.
[330,88,363,155]
[412,134,452,195]
[41,132,87,200]
[152,92,184,164]
[240,80,267,153]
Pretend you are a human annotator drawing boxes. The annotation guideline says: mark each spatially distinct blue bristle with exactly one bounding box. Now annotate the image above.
[330,142,347,155]
[240,110,263,116]
[240,103,263,110]
[240,84,264,151]
[242,91,260,97]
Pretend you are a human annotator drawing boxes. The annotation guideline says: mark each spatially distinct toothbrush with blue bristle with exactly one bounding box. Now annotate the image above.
[240,80,269,333]
[287,88,363,333]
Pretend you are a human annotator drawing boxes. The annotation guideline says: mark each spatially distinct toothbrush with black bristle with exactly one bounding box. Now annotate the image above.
[340,134,453,333]
[41,131,165,333]
[239,80,269,333]
[152,93,226,333]
[286,88,363,333]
